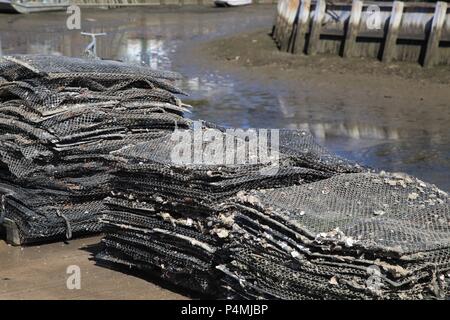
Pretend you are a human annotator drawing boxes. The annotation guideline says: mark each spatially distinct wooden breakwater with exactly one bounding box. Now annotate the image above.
[73,0,278,6]
[272,0,450,66]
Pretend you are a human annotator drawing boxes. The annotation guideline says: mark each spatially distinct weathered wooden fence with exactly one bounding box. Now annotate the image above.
[272,0,450,66]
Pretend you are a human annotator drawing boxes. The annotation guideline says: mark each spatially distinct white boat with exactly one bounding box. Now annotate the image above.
[0,0,70,13]
[214,0,252,7]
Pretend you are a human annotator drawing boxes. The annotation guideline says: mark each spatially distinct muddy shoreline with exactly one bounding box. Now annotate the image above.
[200,29,450,84]
[195,29,450,190]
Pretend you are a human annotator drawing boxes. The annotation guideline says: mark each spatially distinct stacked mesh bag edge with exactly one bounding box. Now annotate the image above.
[1,55,449,300]
[0,54,188,244]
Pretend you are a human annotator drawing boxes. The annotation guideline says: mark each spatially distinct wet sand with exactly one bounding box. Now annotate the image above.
[0,236,188,299]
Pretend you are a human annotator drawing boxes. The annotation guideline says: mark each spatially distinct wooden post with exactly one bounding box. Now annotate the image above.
[382,1,404,63]
[274,0,285,44]
[279,0,291,50]
[307,0,326,55]
[293,0,311,54]
[423,1,447,67]
[277,0,289,46]
[342,0,363,58]
[272,0,283,38]
[281,0,301,52]
[281,1,293,48]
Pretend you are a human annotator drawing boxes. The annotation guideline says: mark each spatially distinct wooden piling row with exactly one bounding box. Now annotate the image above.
[272,0,450,66]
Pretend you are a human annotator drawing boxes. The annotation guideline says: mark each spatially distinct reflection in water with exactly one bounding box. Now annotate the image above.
[0,6,448,190]
[121,38,168,70]
[292,122,400,141]
[28,41,62,55]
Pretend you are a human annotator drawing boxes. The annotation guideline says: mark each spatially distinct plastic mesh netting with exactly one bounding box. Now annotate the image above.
[217,172,450,299]
[0,54,188,244]
[98,122,450,299]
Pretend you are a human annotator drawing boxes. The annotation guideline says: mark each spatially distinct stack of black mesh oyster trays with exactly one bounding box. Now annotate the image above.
[99,138,450,299]
[98,121,450,300]
[0,54,189,244]
[97,126,371,297]
[217,171,450,299]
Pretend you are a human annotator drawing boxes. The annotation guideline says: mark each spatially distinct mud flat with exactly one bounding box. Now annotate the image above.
[198,30,450,190]
[202,28,450,83]
[0,237,190,299]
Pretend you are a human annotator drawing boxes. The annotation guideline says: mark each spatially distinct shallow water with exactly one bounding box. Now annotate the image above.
[0,5,448,190]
